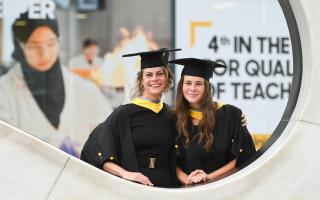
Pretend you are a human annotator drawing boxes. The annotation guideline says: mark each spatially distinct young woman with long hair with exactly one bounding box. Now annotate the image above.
[170,58,256,185]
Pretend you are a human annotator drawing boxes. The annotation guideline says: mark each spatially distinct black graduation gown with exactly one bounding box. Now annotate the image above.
[81,104,178,188]
[177,104,256,175]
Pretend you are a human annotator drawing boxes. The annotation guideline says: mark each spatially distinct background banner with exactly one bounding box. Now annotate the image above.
[174,0,293,135]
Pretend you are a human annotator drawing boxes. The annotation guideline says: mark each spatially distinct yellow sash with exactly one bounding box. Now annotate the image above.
[216,102,224,110]
[188,109,203,120]
[131,98,164,113]
[188,102,224,120]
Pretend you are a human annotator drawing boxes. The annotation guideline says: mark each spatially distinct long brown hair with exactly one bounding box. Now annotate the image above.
[131,66,173,98]
[176,76,217,151]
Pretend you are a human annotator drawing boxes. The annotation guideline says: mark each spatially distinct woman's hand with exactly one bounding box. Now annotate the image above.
[241,113,248,127]
[122,171,153,186]
[187,169,207,185]
[103,162,153,186]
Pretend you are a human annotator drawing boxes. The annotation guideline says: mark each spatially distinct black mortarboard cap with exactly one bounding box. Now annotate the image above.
[122,48,181,70]
[169,58,226,80]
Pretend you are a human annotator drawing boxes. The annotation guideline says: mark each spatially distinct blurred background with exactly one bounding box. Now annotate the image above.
[0,0,293,155]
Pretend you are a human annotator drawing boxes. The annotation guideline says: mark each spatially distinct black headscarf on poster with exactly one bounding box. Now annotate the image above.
[12,11,65,129]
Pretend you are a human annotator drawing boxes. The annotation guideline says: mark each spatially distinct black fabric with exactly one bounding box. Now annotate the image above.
[12,11,59,43]
[11,11,64,129]
[81,105,138,170]
[21,59,65,128]
[177,104,256,175]
[81,104,179,188]
[169,58,226,80]
[129,104,176,187]
[122,48,181,69]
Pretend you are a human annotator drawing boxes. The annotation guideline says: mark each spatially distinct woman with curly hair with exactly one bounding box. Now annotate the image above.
[81,48,181,188]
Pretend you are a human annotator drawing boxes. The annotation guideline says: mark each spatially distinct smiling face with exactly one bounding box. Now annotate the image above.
[141,67,166,100]
[182,75,206,109]
[21,26,58,72]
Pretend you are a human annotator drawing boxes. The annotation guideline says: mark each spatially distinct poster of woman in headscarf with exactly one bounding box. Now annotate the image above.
[0,0,112,157]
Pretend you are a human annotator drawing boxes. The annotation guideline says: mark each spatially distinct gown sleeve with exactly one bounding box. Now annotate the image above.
[169,112,182,166]
[80,106,123,169]
[229,106,256,167]
[175,135,184,168]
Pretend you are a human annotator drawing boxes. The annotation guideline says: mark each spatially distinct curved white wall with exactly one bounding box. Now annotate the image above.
[0,0,320,199]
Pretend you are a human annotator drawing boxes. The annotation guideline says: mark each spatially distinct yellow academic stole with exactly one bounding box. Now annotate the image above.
[188,109,203,120]
[131,98,164,113]
[188,102,224,120]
